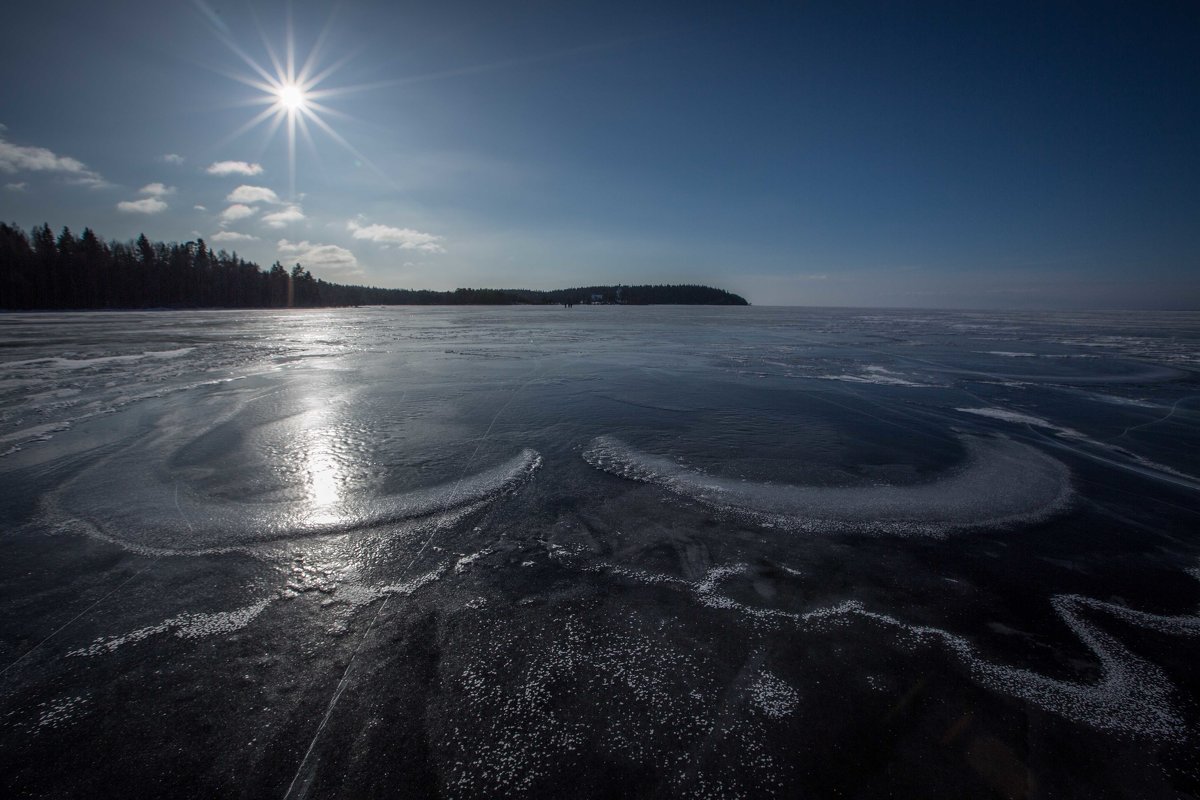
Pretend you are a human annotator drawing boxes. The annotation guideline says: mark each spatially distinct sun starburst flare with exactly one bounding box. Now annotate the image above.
[204,11,380,198]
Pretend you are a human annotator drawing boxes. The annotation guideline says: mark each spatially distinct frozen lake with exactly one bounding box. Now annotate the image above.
[1,306,1198,797]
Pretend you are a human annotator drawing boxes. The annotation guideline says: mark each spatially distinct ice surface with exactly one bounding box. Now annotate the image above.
[1,307,1198,797]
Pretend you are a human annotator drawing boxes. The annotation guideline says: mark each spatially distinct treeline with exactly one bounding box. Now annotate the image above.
[505,284,748,305]
[0,223,748,309]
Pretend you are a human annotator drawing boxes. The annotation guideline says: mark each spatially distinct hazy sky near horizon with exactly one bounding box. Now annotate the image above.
[0,0,1196,308]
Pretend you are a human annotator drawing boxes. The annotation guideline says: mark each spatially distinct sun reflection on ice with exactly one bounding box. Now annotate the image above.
[299,408,349,528]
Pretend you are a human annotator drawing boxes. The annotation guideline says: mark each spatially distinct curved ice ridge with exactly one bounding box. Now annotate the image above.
[583,435,1071,536]
[601,562,1200,740]
[53,449,541,553]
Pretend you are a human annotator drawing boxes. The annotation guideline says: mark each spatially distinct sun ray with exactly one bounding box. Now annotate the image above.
[206,66,279,95]
[258,111,287,158]
[285,8,295,85]
[296,9,340,86]
[226,95,282,111]
[295,113,323,173]
[248,5,285,82]
[301,100,354,122]
[301,47,364,89]
[209,104,284,153]
[301,111,387,182]
[287,106,297,199]
[224,42,279,87]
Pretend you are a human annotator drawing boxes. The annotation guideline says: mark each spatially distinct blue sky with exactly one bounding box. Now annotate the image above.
[0,0,1196,308]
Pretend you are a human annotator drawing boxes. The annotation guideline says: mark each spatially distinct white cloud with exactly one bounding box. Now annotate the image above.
[194,204,207,211]
[117,197,168,214]
[262,204,305,228]
[160,153,185,165]
[139,182,175,197]
[226,184,280,204]
[220,203,256,222]
[5,182,25,191]
[347,221,445,252]
[277,239,361,279]
[69,176,109,188]
[209,231,259,243]
[207,160,264,176]
[0,134,104,186]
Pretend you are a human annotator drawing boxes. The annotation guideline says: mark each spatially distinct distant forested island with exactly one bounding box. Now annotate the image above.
[0,223,748,309]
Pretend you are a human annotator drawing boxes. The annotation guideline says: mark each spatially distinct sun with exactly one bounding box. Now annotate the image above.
[277,83,307,111]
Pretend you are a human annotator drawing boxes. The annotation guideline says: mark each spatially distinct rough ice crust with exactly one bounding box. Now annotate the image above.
[583,435,1071,536]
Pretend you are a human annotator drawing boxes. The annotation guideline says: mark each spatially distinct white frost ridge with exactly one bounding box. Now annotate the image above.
[602,561,1200,741]
[582,435,1071,536]
[54,448,542,553]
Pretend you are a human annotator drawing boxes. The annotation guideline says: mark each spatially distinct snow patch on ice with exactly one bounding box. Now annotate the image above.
[813,365,935,387]
[5,348,196,371]
[455,548,493,574]
[68,598,272,657]
[748,671,799,718]
[35,694,89,732]
[955,407,1085,438]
